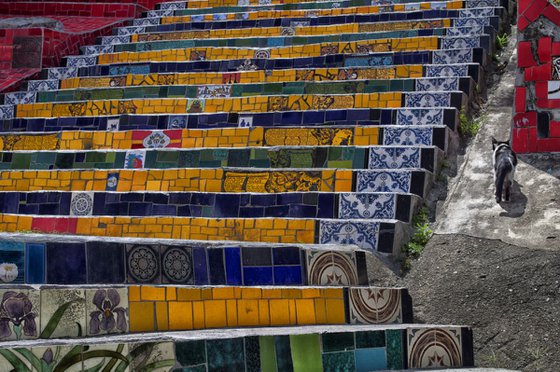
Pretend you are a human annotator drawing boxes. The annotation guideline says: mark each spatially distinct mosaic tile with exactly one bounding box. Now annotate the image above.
[319,220,380,251]
[40,289,85,339]
[425,65,469,78]
[454,17,491,27]
[161,246,194,284]
[81,343,129,371]
[126,244,161,284]
[83,45,114,55]
[467,0,500,6]
[176,340,206,367]
[133,18,160,26]
[355,347,387,371]
[207,338,245,371]
[407,328,463,368]
[197,85,232,98]
[160,1,185,10]
[356,171,411,193]
[70,192,94,216]
[0,105,14,120]
[338,193,396,219]
[432,49,473,64]
[0,289,40,341]
[396,108,444,125]
[27,79,58,92]
[118,26,146,36]
[86,242,125,284]
[416,78,460,91]
[0,241,24,284]
[322,350,355,372]
[382,128,433,146]
[47,67,78,80]
[446,26,485,37]
[459,8,495,17]
[32,345,81,372]
[442,37,481,50]
[66,56,97,68]
[4,92,36,105]
[348,287,402,324]
[405,92,451,107]
[368,147,421,169]
[102,36,131,46]
[306,250,359,285]
[129,342,176,372]
[124,150,146,169]
[46,243,87,284]
[85,288,128,336]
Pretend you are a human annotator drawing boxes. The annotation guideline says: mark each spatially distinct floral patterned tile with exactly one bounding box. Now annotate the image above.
[0,289,40,341]
[82,343,130,371]
[40,289,85,339]
[85,288,129,337]
[33,345,83,372]
[128,342,176,372]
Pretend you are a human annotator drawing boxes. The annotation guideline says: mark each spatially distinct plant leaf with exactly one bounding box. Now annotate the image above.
[83,358,106,372]
[101,344,126,372]
[139,359,176,372]
[82,350,129,364]
[53,346,83,372]
[0,349,32,372]
[13,349,42,372]
[40,299,80,339]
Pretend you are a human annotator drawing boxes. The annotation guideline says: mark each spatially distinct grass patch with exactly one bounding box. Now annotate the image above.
[459,109,481,138]
[496,33,509,50]
[401,207,433,272]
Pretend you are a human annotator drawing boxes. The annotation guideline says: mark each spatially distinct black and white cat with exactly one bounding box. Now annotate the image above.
[492,137,517,203]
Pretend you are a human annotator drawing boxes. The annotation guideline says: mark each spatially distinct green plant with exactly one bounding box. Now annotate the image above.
[401,207,433,271]
[458,109,481,138]
[496,33,509,50]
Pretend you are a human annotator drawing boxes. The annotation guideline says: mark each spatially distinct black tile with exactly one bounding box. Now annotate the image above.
[86,242,125,284]
[46,243,87,284]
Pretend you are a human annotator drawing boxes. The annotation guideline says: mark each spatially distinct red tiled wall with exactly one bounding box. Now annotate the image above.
[0,2,139,18]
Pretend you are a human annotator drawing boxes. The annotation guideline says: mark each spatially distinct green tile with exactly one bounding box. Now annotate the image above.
[290,334,322,372]
[356,331,385,349]
[11,153,31,169]
[259,336,278,372]
[175,340,206,367]
[385,330,404,369]
[322,351,355,372]
[207,338,245,372]
[321,332,355,352]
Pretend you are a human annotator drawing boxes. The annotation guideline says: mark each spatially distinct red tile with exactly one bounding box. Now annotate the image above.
[528,127,539,152]
[522,0,549,22]
[31,217,55,233]
[513,111,537,128]
[537,137,560,152]
[518,41,538,67]
[518,15,531,31]
[538,37,552,63]
[535,81,548,99]
[515,87,527,112]
[544,4,560,26]
[512,128,530,153]
[549,121,560,137]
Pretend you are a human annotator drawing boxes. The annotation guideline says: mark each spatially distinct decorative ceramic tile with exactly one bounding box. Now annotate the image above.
[369,147,421,169]
[129,342,176,372]
[191,15,204,22]
[356,171,411,193]
[81,343,129,371]
[160,1,186,10]
[213,13,228,21]
[306,250,359,285]
[416,78,460,91]
[446,26,485,37]
[27,79,58,92]
[425,65,469,78]
[33,346,82,372]
[237,59,259,71]
[197,85,232,99]
[143,131,171,148]
[118,26,146,36]
[4,91,36,105]
[40,289,85,338]
[405,92,450,107]
[442,37,480,50]
[238,116,253,128]
[47,67,78,80]
[382,128,433,146]
[102,35,131,46]
[85,288,128,336]
[467,0,499,6]
[126,244,160,283]
[161,246,194,284]
[124,150,146,169]
[106,173,119,191]
[133,17,160,26]
[70,192,94,216]
[454,17,491,27]
[338,193,396,219]
[396,108,444,125]
[0,105,14,120]
[282,27,296,36]
[238,0,249,5]
[319,220,380,251]
[186,98,205,113]
[83,44,114,55]
[548,81,560,98]
[168,115,188,129]
[431,1,447,9]
[66,56,97,68]
[459,8,494,17]
[258,0,272,4]
[404,3,421,10]
[432,49,473,64]
[254,49,271,59]
[0,241,24,284]
[0,289,40,341]
[147,9,174,17]
[107,117,120,131]
[348,287,402,324]
[407,328,463,368]
[291,21,311,27]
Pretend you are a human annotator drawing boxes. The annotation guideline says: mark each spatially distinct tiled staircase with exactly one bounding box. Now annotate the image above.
[0,0,512,369]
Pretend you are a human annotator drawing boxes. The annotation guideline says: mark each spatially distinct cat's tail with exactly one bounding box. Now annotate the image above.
[495,160,513,203]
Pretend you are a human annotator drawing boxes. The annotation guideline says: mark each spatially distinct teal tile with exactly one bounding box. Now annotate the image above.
[356,331,385,349]
[321,332,355,352]
[176,340,206,367]
[385,330,404,369]
[207,338,245,372]
[322,351,355,372]
[355,348,387,371]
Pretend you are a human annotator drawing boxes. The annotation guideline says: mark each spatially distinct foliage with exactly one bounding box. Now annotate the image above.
[458,109,481,138]
[401,207,433,272]
[496,33,509,50]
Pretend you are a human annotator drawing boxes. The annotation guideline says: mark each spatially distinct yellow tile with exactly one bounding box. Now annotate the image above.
[205,300,227,328]
[325,299,346,324]
[201,288,213,300]
[193,301,205,329]
[168,301,193,330]
[241,288,262,299]
[314,299,327,324]
[177,288,201,301]
[129,302,155,332]
[213,287,235,299]
[156,302,169,331]
[226,299,238,327]
[295,299,316,325]
[237,299,259,327]
[269,299,291,325]
[167,287,177,301]
[141,286,166,301]
[259,300,270,326]
[262,288,282,299]
[288,299,297,324]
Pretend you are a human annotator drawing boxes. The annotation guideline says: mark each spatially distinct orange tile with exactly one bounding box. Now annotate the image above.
[259,300,270,326]
[156,302,169,331]
[314,299,327,324]
[129,302,154,332]
[205,300,227,328]
[193,301,205,329]
[169,301,193,330]
[141,286,166,301]
[212,287,235,299]
[237,299,259,327]
[269,299,291,325]
[177,288,201,301]
[128,286,140,301]
[226,299,238,327]
[295,299,316,325]
[325,299,346,324]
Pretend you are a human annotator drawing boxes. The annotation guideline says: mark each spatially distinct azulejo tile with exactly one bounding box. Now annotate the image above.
[118,26,146,36]
[446,26,485,37]
[197,85,232,99]
[348,287,402,324]
[306,250,359,285]
[356,171,411,193]
[425,65,469,78]
[160,1,185,10]
[238,115,253,128]
[106,172,120,191]
[124,150,146,169]
[405,92,451,107]
[47,67,78,80]
[66,56,97,68]
[433,49,473,65]
[102,35,131,46]
[0,241,25,284]
[85,288,128,336]
[4,92,36,105]
[0,289,40,341]
[129,342,176,372]
[133,17,160,26]
[382,128,433,146]
[416,78,459,92]
[168,115,188,129]
[161,246,194,284]
[338,193,396,219]
[442,37,481,50]
[32,345,82,372]
[369,147,421,169]
[70,192,94,216]
[254,49,271,59]
[396,108,444,125]
[407,328,463,368]
[0,105,14,120]
[143,131,171,148]
[40,288,85,338]
[454,17,491,27]
[81,343,129,371]
[319,220,380,251]
[126,244,161,284]
[83,45,114,55]
[467,0,499,6]
[186,98,205,113]
[459,8,495,18]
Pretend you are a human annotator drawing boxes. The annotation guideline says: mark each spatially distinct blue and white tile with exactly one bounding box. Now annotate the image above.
[83,45,114,55]
[101,35,131,46]
[405,92,451,107]
[396,108,444,125]
[368,147,421,169]
[133,18,160,26]
[160,1,186,10]
[382,128,433,146]
[404,3,421,10]
[432,49,473,64]
[416,77,459,91]
[109,64,150,76]
[48,67,78,80]
[442,37,481,50]
[459,8,495,17]
[345,55,392,67]
[446,26,485,37]
[547,81,560,99]
[425,64,469,78]
[66,56,97,68]
[27,79,58,92]
[466,0,499,7]
[4,91,36,105]
[454,17,491,27]
[356,170,411,193]
[168,115,188,129]
[319,220,380,251]
[338,193,396,219]
[117,26,146,36]
[431,1,447,9]
[0,105,14,120]
[147,9,174,17]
